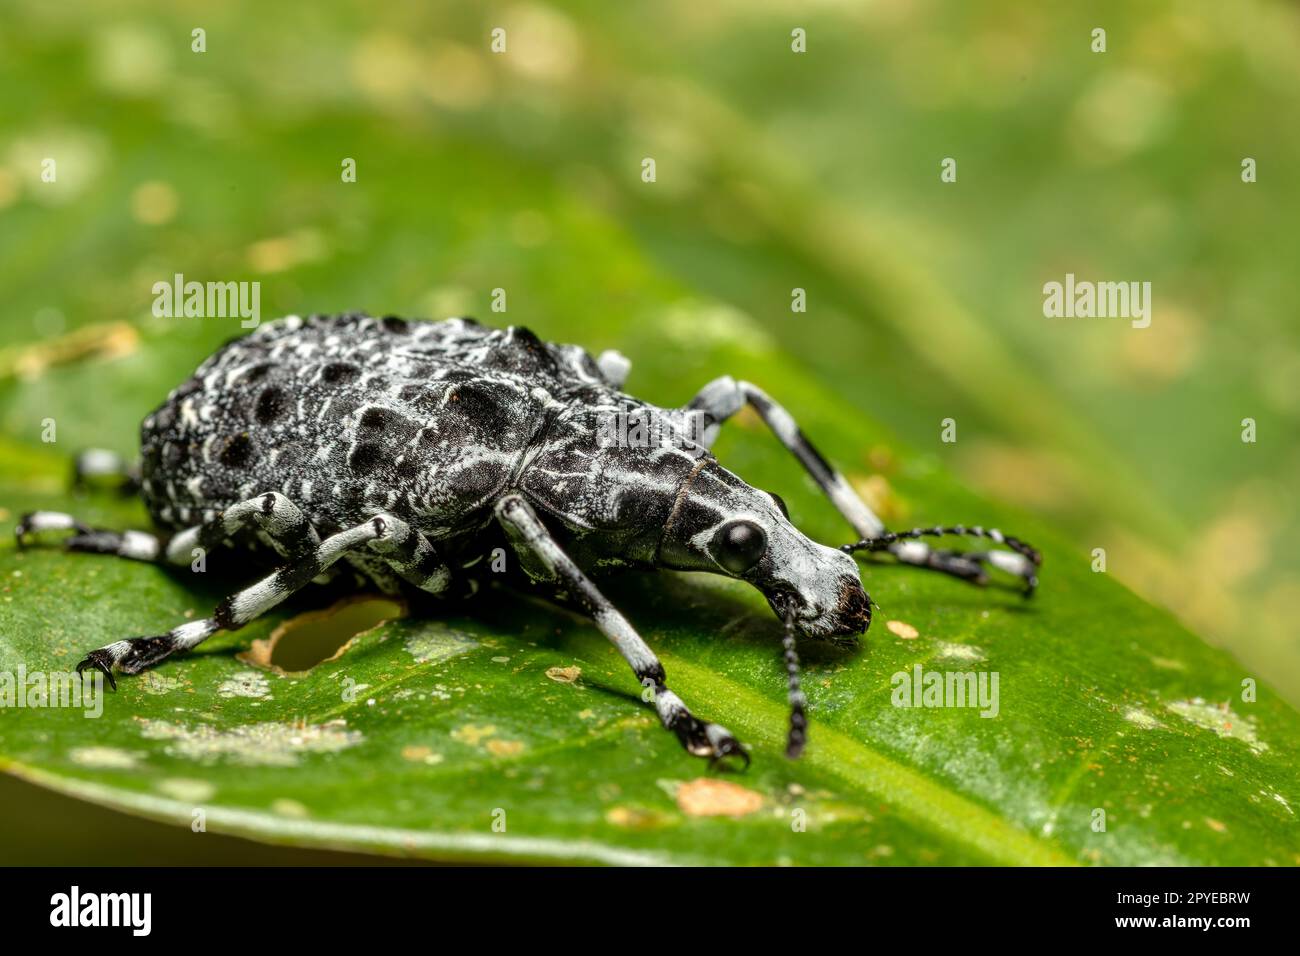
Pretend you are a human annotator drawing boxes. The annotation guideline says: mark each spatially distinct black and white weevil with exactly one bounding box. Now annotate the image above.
[15,313,1041,765]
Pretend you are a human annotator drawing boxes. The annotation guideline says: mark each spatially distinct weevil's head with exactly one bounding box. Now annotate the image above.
[655,460,871,641]
[519,404,869,639]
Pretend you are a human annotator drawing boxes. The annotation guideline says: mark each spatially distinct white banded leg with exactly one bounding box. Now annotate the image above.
[494,492,747,766]
[76,513,440,688]
[15,511,164,562]
[165,492,321,564]
[16,492,323,567]
[686,376,1041,593]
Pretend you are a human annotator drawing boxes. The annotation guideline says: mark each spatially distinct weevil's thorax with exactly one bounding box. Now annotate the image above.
[137,315,607,546]
[516,398,711,569]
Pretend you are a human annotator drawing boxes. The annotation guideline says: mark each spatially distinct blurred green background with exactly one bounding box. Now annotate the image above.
[1,0,1297,861]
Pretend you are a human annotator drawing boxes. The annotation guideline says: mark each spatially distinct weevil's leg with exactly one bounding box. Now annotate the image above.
[596,349,631,388]
[366,513,453,596]
[164,492,321,564]
[842,526,1041,595]
[494,492,748,767]
[72,448,140,494]
[14,511,165,562]
[685,376,1042,593]
[75,515,398,687]
[15,492,322,568]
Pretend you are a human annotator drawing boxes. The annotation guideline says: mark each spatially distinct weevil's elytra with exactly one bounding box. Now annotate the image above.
[15,313,1042,764]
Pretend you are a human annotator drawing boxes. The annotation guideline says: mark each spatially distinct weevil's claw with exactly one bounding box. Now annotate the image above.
[708,737,751,772]
[76,650,117,691]
[674,716,750,771]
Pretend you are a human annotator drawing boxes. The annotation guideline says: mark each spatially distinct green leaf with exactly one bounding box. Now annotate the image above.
[2,324,1297,867]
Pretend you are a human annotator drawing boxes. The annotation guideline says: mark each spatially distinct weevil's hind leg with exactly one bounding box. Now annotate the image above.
[76,514,405,686]
[15,511,166,562]
[72,448,140,494]
[16,491,323,568]
[686,376,1042,593]
[494,492,748,768]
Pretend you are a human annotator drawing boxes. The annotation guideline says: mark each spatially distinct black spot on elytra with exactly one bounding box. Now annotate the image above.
[322,362,360,384]
[348,442,385,476]
[381,315,410,334]
[218,433,254,468]
[255,387,286,424]
[394,456,421,481]
[443,380,515,437]
[242,363,275,383]
[359,406,403,432]
[162,442,185,468]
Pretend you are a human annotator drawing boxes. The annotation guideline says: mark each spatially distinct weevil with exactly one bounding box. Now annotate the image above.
[15,313,1041,764]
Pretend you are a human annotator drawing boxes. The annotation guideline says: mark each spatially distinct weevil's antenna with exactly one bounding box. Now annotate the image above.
[841,525,1042,592]
[782,605,807,759]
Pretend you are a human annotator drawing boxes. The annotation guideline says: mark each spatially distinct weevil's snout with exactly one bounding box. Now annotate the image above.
[768,544,871,641]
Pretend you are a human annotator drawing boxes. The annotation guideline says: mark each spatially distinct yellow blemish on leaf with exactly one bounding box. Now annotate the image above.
[675,778,764,818]
[848,474,908,524]
[272,798,309,818]
[451,724,497,746]
[401,745,444,765]
[886,620,919,640]
[546,665,582,684]
[486,739,525,757]
[606,805,672,829]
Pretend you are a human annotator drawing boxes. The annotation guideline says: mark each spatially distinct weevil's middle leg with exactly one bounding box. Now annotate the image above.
[494,492,748,767]
[75,512,450,687]
[685,376,1042,593]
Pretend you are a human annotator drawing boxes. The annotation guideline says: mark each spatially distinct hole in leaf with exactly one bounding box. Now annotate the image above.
[239,596,405,674]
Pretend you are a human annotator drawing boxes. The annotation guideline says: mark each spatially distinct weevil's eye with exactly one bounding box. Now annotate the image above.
[766,491,790,520]
[711,520,767,575]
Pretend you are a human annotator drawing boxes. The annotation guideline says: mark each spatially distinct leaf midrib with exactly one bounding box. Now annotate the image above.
[657,650,1077,867]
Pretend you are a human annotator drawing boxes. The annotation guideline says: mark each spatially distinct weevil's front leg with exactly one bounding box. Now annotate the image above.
[686,376,1042,593]
[494,493,748,767]
[75,514,405,688]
